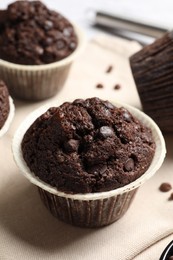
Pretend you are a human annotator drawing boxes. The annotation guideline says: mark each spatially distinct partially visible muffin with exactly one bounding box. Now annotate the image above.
[130,31,173,132]
[0,0,84,101]
[22,97,156,194]
[0,80,10,129]
[0,1,78,65]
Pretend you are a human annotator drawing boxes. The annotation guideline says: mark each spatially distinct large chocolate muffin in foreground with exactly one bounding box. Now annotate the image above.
[22,97,156,194]
[0,1,77,65]
[0,80,10,129]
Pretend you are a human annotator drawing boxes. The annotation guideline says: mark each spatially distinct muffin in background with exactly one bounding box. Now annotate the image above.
[0,1,78,65]
[130,31,173,132]
[0,1,85,101]
[0,80,15,138]
[12,98,165,227]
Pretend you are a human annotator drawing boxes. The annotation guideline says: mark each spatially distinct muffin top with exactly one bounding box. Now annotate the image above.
[0,1,78,65]
[0,80,10,129]
[22,97,156,194]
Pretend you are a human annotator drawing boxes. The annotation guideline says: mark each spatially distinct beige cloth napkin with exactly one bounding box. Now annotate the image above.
[0,33,173,260]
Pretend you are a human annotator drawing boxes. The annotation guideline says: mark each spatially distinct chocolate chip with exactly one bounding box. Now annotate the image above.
[44,20,53,30]
[168,256,173,260]
[56,153,65,163]
[88,164,107,175]
[159,183,172,192]
[114,84,121,90]
[44,37,53,46]
[96,83,104,89]
[106,65,113,73]
[104,101,115,109]
[69,42,76,50]
[63,27,72,37]
[73,99,84,106]
[168,193,173,201]
[124,158,135,172]
[64,139,79,153]
[123,111,132,122]
[99,126,114,138]
[35,46,44,55]
[57,40,65,49]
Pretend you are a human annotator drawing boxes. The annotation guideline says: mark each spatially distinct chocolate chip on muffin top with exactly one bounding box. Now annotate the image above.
[22,97,156,194]
[0,80,10,129]
[0,1,78,65]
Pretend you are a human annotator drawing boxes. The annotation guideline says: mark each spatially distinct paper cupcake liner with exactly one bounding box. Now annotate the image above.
[38,187,137,227]
[0,96,15,138]
[0,25,85,101]
[0,64,72,101]
[12,100,166,227]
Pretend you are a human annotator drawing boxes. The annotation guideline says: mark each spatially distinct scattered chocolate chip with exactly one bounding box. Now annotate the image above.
[106,65,113,73]
[99,126,114,139]
[64,139,79,153]
[114,84,121,90]
[124,158,135,172]
[159,183,172,192]
[168,256,173,260]
[96,83,104,89]
[168,192,173,201]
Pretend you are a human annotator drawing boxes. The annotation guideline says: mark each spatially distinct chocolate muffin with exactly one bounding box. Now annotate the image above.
[0,80,10,129]
[22,97,156,194]
[130,31,173,132]
[0,1,78,65]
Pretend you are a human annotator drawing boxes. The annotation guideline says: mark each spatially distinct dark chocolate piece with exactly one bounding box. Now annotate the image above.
[96,83,104,89]
[64,139,79,153]
[99,126,114,138]
[159,183,172,192]
[106,65,113,73]
[114,84,121,90]
[124,158,135,172]
[168,193,173,201]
